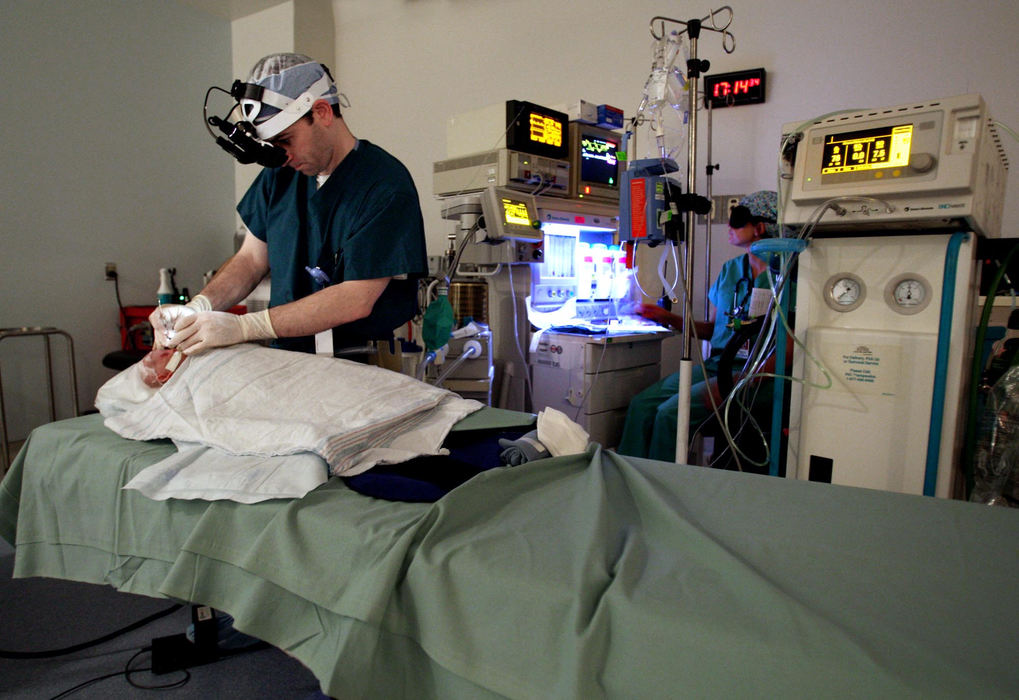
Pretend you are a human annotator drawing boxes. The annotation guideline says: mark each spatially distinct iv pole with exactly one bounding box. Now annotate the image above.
[647,8,734,463]
[705,99,719,320]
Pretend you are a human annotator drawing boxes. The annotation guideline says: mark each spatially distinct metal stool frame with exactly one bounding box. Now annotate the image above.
[0,327,79,470]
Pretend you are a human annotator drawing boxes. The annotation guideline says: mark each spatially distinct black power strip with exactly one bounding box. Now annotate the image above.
[150,605,219,675]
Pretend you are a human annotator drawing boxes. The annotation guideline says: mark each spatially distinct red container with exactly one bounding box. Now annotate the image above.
[120,305,155,351]
[119,304,246,351]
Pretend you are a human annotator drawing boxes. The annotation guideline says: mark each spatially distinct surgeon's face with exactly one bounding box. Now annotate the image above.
[269,104,333,176]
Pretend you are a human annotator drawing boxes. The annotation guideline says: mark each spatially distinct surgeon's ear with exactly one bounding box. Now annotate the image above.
[310,99,333,125]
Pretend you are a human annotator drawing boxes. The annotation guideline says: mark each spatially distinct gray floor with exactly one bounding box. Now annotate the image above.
[0,539,323,699]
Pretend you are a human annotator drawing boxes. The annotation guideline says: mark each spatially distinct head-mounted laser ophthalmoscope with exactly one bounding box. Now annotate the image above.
[203,81,288,168]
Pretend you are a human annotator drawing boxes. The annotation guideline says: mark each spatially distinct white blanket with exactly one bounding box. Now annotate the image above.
[97,344,483,503]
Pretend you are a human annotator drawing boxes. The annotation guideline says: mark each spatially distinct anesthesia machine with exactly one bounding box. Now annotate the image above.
[781,93,1010,497]
[428,99,670,443]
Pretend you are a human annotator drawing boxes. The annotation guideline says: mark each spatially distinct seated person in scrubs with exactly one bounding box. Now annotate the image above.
[152,53,427,359]
[616,190,785,463]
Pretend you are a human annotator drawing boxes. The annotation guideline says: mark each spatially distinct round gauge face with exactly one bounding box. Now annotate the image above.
[893,279,926,306]
[831,277,861,306]
[824,273,866,312]
[885,274,932,315]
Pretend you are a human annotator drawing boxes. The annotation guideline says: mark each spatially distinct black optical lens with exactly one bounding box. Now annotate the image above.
[728,205,751,229]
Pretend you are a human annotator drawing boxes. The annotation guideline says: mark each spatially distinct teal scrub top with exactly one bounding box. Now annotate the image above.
[238,140,428,353]
[706,253,773,356]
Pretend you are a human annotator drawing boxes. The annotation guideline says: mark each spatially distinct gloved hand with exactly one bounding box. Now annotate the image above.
[148,295,212,348]
[168,309,276,355]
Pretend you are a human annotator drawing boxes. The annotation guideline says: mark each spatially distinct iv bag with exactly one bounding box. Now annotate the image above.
[635,31,690,161]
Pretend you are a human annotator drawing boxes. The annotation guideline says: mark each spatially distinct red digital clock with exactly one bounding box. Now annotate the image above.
[703,68,766,109]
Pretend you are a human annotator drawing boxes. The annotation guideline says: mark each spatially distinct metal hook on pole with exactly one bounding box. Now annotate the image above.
[648,6,735,53]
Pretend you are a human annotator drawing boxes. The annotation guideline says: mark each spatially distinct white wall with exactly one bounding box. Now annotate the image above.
[230,0,335,217]
[3,0,1016,440]
[231,2,296,206]
[329,0,1019,278]
[0,1,233,439]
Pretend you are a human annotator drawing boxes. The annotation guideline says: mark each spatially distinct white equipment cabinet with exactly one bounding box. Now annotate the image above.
[530,331,666,447]
[786,233,977,497]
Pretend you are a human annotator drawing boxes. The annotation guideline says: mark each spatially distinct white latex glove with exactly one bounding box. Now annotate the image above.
[169,309,276,355]
[148,294,212,348]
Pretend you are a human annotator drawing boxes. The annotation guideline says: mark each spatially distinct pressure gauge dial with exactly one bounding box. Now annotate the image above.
[823,273,866,312]
[885,274,932,315]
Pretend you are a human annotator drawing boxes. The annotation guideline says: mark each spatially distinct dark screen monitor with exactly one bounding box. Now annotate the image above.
[568,122,621,202]
[505,100,569,161]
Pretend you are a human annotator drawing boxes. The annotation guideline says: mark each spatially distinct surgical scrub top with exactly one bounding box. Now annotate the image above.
[238,140,428,354]
[706,254,771,360]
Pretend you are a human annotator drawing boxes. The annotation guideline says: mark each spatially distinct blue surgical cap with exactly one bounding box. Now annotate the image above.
[738,190,781,238]
[243,53,339,137]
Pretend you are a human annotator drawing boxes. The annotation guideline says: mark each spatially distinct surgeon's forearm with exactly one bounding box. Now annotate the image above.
[195,231,270,311]
[197,259,265,310]
[266,278,390,338]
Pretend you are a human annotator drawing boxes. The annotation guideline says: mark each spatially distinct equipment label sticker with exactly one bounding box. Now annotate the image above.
[823,343,901,396]
[630,179,647,238]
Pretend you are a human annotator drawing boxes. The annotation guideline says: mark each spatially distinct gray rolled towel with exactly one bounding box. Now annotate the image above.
[498,430,550,466]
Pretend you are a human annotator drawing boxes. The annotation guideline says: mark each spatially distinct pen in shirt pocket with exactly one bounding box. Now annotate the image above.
[305,265,331,287]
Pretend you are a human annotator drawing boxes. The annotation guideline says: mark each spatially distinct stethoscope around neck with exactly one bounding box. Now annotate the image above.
[728,255,755,324]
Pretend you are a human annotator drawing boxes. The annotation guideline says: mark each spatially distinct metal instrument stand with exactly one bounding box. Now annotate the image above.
[0,327,79,470]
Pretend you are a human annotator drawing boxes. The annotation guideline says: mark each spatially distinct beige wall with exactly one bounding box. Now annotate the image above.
[0,1,234,438]
[330,0,1018,249]
[2,0,1017,437]
[326,0,1018,314]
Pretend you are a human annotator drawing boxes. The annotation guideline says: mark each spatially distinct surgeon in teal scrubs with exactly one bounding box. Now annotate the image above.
[616,190,784,462]
[153,53,427,357]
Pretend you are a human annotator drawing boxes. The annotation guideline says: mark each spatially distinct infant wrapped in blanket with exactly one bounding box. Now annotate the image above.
[96,344,483,503]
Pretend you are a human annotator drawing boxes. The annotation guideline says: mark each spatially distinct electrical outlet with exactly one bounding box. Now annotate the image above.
[725,195,743,221]
[710,195,745,224]
[105,262,117,280]
[697,198,717,224]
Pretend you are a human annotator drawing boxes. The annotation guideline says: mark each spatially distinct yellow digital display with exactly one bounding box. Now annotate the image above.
[505,100,568,159]
[529,112,563,148]
[501,198,532,227]
[821,124,913,174]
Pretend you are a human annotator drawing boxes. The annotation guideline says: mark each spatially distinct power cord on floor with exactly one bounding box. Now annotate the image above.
[45,635,271,700]
[3,598,271,697]
[0,603,182,659]
[46,637,270,699]
[49,647,190,699]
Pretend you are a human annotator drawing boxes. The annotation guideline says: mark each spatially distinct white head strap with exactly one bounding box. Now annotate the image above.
[241,73,334,140]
